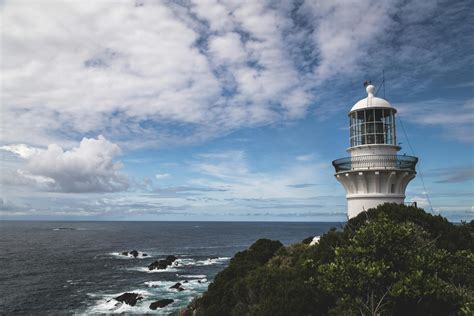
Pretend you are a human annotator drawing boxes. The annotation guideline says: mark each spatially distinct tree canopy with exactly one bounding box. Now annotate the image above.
[185,203,474,316]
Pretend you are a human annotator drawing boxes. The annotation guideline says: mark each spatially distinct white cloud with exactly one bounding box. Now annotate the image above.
[190,150,331,200]
[397,98,474,142]
[0,0,311,148]
[208,32,247,64]
[296,154,316,162]
[1,0,470,149]
[0,144,43,159]
[1,135,128,193]
[302,0,396,80]
[155,173,170,180]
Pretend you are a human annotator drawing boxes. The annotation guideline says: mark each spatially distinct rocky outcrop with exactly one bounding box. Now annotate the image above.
[114,293,143,306]
[149,299,174,310]
[121,250,148,258]
[148,255,178,270]
[170,282,185,291]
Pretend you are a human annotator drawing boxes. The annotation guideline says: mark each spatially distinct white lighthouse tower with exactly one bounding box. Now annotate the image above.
[332,83,418,219]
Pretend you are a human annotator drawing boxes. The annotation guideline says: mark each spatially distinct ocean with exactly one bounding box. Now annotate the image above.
[0,221,339,315]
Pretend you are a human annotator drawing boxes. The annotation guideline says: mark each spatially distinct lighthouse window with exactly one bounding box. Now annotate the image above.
[357,111,365,124]
[375,123,384,133]
[367,134,375,144]
[375,109,383,122]
[366,109,375,122]
[349,108,397,147]
[376,134,384,144]
[369,123,377,134]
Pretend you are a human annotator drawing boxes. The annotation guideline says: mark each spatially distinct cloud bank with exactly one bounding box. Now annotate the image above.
[1,136,128,193]
[2,0,471,148]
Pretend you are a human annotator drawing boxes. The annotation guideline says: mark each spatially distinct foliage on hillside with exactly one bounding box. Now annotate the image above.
[186,204,474,316]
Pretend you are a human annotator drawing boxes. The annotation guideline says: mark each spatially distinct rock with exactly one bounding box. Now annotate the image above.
[148,259,170,270]
[121,251,129,256]
[149,299,174,310]
[148,255,178,270]
[130,250,139,258]
[209,256,218,260]
[183,280,188,283]
[142,253,148,257]
[166,255,178,262]
[170,282,185,291]
[114,292,143,306]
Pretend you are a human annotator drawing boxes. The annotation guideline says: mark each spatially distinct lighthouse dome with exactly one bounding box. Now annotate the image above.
[350,84,394,112]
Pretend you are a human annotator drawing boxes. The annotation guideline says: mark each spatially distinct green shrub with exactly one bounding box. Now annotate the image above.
[189,204,474,316]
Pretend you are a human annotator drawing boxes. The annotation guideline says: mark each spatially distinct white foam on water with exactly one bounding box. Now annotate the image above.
[143,279,209,294]
[177,274,207,279]
[195,257,230,266]
[52,227,77,231]
[174,257,230,267]
[128,266,179,273]
[109,251,153,259]
[85,288,180,315]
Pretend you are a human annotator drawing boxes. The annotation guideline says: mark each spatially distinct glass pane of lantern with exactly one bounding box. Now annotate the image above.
[367,122,375,134]
[357,111,365,123]
[375,123,383,133]
[376,134,384,144]
[366,109,375,122]
[375,109,383,122]
[367,134,375,144]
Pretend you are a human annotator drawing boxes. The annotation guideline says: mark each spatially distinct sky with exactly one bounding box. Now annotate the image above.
[0,0,473,222]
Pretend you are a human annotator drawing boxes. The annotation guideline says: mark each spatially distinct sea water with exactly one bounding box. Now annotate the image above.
[0,221,339,315]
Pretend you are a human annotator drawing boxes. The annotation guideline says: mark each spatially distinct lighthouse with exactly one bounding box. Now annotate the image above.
[332,83,418,219]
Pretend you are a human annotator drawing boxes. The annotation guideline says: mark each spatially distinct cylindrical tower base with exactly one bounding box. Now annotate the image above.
[347,195,405,218]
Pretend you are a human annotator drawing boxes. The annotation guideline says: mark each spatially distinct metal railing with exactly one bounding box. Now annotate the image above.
[332,155,418,173]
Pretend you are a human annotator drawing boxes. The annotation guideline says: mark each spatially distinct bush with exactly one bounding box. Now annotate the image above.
[189,204,474,316]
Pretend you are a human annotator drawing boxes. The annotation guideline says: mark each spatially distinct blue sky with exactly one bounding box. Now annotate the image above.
[0,0,472,221]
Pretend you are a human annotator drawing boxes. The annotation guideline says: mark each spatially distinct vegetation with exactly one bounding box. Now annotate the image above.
[186,204,474,316]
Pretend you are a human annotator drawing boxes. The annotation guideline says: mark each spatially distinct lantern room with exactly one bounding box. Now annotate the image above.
[348,84,397,148]
[349,107,396,147]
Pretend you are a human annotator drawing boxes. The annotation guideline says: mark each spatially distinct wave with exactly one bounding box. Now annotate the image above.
[127,266,179,273]
[109,251,152,259]
[144,279,208,289]
[52,227,84,231]
[177,274,207,279]
[85,289,179,314]
[174,257,230,267]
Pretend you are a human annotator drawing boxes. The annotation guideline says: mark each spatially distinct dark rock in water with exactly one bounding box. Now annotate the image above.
[148,259,169,270]
[149,299,174,310]
[121,250,142,257]
[209,256,218,260]
[55,227,76,231]
[148,255,178,270]
[170,282,185,291]
[142,253,148,257]
[166,255,178,262]
[183,280,188,283]
[114,292,143,306]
